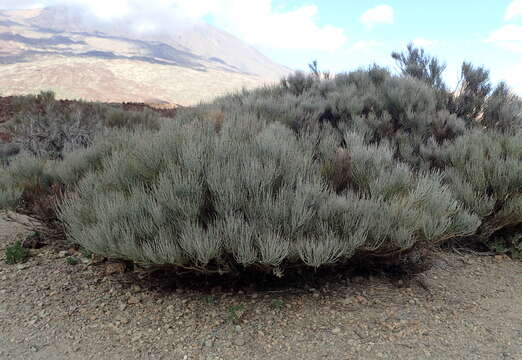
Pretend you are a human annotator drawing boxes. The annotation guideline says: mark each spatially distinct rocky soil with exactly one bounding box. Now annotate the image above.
[0,212,521,360]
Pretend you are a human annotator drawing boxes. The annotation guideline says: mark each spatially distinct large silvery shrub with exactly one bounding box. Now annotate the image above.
[56,113,478,272]
[2,45,522,273]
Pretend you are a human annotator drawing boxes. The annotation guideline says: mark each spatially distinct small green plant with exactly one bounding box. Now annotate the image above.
[204,295,216,305]
[66,256,79,265]
[270,299,285,310]
[228,305,245,322]
[5,241,29,264]
[79,247,93,259]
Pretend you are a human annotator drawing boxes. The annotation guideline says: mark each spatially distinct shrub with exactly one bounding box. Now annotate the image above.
[392,43,446,91]
[53,109,479,272]
[2,46,522,273]
[5,241,29,264]
[2,91,162,161]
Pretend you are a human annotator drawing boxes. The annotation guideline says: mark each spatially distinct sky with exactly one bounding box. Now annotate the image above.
[2,0,522,94]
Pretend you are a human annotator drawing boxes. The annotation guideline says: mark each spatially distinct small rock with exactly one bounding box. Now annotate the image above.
[341,297,352,305]
[355,295,367,304]
[91,254,106,264]
[16,263,30,270]
[233,337,246,346]
[116,315,129,325]
[204,339,214,348]
[119,304,127,311]
[131,285,141,293]
[128,296,140,305]
[58,250,68,258]
[105,262,125,275]
[22,233,45,249]
[332,328,341,334]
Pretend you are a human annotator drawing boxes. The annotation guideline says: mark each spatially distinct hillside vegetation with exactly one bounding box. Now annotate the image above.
[1,45,521,275]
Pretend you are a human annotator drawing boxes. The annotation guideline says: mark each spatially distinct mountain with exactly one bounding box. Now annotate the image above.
[0,6,291,105]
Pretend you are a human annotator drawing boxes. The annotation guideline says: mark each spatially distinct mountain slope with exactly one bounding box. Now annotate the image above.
[0,6,291,105]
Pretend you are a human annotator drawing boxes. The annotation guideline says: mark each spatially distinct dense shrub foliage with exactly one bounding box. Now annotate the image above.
[1,46,522,272]
[0,91,162,162]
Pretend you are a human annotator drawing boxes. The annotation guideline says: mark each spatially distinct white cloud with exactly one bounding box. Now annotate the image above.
[360,5,394,28]
[505,0,522,20]
[0,1,46,9]
[412,38,438,48]
[351,40,382,50]
[486,24,522,52]
[497,62,522,96]
[0,0,347,52]
[200,1,347,51]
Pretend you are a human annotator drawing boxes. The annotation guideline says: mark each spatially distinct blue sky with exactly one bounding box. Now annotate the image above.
[200,0,522,93]
[223,0,521,93]
[4,0,522,93]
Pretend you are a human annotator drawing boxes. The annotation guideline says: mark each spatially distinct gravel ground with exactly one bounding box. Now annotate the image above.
[0,212,521,360]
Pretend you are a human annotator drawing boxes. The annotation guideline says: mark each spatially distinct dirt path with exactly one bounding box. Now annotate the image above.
[0,213,521,360]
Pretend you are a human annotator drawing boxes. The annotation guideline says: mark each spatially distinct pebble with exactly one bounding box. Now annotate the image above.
[356,295,367,304]
[58,251,68,258]
[233,337,246,346]
[128,296,140,305]
[16,263,30,270]
[204,339,214,348]
[332,328,341,334]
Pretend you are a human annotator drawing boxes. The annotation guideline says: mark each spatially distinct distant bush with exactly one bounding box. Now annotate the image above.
[1,46,522,273]
[2,91,162,161]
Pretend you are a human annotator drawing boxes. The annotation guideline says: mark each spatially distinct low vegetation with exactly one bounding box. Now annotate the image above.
[5,241,29,265]
[0,91,163,162]
[1,45,521,276]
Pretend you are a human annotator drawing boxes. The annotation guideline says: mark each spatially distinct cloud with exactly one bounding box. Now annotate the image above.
[486,24,522,52]
[505,0,522,20]
[497,62,522,95]
[0,0,347,52]
[0,1,46,9]
[360,5,394,28]
[197,1,347,51]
